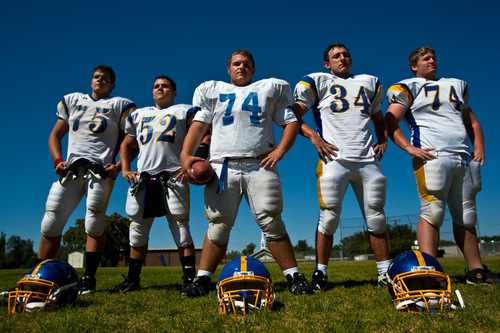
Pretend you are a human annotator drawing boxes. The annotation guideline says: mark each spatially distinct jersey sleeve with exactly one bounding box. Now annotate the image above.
[293,75,318,110]
[192,83,214,124]
[273,79,293,110]
[370,79,384,115]
[118,99,137,131]
[274,107,297,127]
[56,93,81,122]
[386,83,412,108]
[124,109,138,137]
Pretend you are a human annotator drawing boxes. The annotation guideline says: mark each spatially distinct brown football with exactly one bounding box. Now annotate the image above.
[190,160,214,185]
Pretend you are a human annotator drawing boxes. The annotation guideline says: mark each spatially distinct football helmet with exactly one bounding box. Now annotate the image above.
[8,259,79,314]
[217,256,274,315]
[388,250,460,313]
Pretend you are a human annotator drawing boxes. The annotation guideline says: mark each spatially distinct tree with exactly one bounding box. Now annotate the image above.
[0,231,5,268]
[293,239,314,259]
[225,250,241,260]
[3,235,37,268]
[242,243,256,255]
[62,213,130,267]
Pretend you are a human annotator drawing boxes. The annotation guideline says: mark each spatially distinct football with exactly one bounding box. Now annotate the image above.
[190,160,214,185]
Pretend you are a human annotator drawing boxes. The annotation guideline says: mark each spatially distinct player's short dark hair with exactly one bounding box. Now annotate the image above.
[154,75,177,91]
[323,43,350,62]
[228,49,255,68]
[409,46,435,70]
[93,65,116,84]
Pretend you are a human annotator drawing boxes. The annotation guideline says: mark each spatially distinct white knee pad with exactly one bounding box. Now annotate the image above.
[168,220,193,248]
[365,211,387,234]
[419,200,445,228]
[129,220,152,247]
[460,199,477,228]
[84,210,106,237]
[317,208,340,236]
[207,221,232,245]
[258,214,287,241]
[40,211,66,237]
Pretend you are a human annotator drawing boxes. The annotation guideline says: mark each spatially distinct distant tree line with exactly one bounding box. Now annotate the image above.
[3,215,499,269]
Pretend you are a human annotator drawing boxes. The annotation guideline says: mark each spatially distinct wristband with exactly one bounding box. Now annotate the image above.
[54,158,64,169]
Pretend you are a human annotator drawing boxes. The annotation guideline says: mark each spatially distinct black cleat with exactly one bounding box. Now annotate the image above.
[106,275,140,294]
[180,276,211,297]
[79,275,96,295]
[311,270,328,291]
[465,265,500,284]
[287,272,314,295]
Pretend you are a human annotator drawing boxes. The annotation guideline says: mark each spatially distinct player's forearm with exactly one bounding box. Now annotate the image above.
[276,121,299,155]
[182,121,210,157]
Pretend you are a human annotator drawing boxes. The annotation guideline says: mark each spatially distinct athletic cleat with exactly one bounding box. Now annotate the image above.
[180,276,194,296]
[465,266,500,284]
[377,272,390,287]
[79,275,96,294]
[179,275,211,297]
[311,270,328,291]
[106,275,140,294]
[287,272,314,295]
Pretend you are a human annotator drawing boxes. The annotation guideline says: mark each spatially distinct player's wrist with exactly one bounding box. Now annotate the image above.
[54,158,64,169]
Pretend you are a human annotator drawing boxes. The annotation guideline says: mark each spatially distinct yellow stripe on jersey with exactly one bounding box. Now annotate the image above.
[412,158,438,204]
[388,84,413,105]
[241,256,247,272]
[298,81,317,98]
[316,159,326,209]
[58,101,67,111]
[413,250,426,266]
[32,259,52,274]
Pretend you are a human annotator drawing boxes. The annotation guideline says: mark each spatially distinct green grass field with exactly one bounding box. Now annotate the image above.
[1,256,499,332]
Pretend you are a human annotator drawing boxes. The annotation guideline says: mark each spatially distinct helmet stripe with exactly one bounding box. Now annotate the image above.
[32,259,52,274]
[241,256,247,272]
[412,250,426,266]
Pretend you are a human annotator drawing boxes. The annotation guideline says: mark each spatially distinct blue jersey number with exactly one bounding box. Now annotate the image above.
[72,105,109,133]
[139,115,177,145]
[329,85,371,116]
[220,92,262,125]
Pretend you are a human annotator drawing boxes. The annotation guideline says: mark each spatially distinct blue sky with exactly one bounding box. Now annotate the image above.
[1,0,499,254]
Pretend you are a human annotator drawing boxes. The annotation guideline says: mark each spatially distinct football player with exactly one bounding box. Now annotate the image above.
[180,49,314,296]
[292,43,391,291]
[106,75,202,294]
[38,65,137,294]
[385,46,500,284]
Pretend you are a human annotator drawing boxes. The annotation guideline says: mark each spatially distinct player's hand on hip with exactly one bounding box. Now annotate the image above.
[259,149,284,169]
[311,134,338,160]
[105,163,121,179]
[54,161,67,176]
[471,150,485,166]
[372,141,387,161]
[172,168,185,184]
[123,170,140,185]
[406,146,436,161]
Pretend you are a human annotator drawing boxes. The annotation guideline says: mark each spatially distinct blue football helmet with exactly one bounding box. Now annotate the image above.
[8,259,79,314]
[217,256,274,315]
[388,250,457,313]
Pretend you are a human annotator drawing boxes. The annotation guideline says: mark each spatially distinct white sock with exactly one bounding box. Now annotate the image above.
[283,267,299,277]
[316,263,328,275]
[376,260,391,275]
[197,270,213,279]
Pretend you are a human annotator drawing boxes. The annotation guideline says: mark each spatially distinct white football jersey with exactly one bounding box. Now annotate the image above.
[193,78,296,160]
[125,104,195,174]
[57,93,136,165]
[294,73,383,161]
[386,77,470,154]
